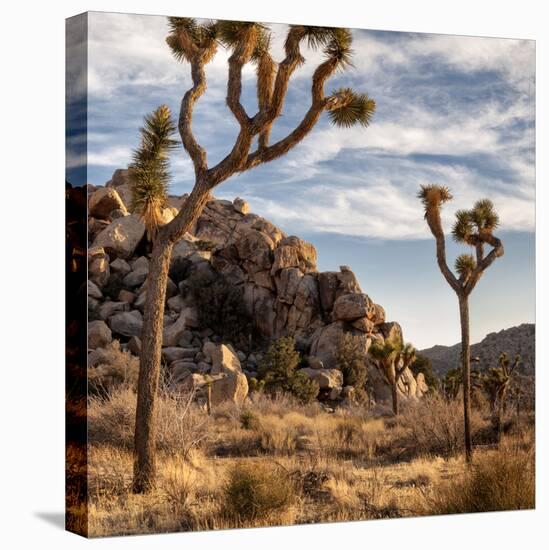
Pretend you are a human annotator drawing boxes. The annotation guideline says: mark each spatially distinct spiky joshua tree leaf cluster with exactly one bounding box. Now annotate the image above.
[128,105,178,240]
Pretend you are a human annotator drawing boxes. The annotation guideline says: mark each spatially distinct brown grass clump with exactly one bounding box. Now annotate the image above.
[423,440,535,514]
[223,461,297,525]
[88,340,139,395]
[398,395,487,457]
[88,386,210,456]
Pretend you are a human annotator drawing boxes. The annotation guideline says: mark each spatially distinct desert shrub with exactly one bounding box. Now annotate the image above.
[88,340,139,395]
[240,409,259,430]
[258,337,319,403]
[188,269,257,350]
[425,443,535,514]
[399,395,487,457]
[223,462,295,523]
[336,333,368,400]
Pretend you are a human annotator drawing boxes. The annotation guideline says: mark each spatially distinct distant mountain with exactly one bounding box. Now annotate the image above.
[420,323,535,376]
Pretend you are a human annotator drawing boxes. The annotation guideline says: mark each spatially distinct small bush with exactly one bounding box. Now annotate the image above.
[240,409,259,430]
[337,333,368,401]
[258,337,319,403]
[426,443,535,514]
[223,462,295,524]
[88,340,139,395]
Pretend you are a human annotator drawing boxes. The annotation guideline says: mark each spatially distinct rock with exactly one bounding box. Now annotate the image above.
[416,372,429,397]
[162,347,191,364]
[318,272,339,313]
[167,294,186,313]
[378,322,403,343]
[127,336,142,355]
[329,386,343,400]
[88,187,127,219]
[210,371,249,406]
[123,262,149,287]
[299,367,343,389]
[118,289,136,304]
[271,245,300,274]
[110,208,127,220]
[233,197,250,215]
[109,310,143,338]
[88,320,112,349]
[372,304,386,325]
[163,311,188,347]
[93,214,146,259]
[307,356,324,369]
[275,267,302,304]
[88,247,110,287]
[333,293,374,322]
[110,258,131,276]
[174,371,204,389]
[88,347,110,367]
[236,350,247,362]
[177,330,194,347]
[88,218,110,240]
[351,317,375,333]
[279,236,317,271]
[310,322,371,369]
[87,280,103,299]
[106,168,129,188]
[98,300,129,320]
[203,342,242,375]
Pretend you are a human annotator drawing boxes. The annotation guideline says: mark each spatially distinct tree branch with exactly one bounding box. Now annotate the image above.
[242,57,339,171]
[465,232,504,294]
[179,55,208,177]
[425,208,461,293]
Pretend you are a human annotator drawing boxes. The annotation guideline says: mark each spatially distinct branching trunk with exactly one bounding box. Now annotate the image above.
[132,182,211,493]
[458,294,473,464]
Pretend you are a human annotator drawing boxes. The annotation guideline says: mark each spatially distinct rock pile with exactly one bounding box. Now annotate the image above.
[87,169,428,406]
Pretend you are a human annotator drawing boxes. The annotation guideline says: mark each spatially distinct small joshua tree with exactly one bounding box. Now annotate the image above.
[130,19,376,492]
[369,339,416,415]
[418,185,504,462]
[482,352,520,442]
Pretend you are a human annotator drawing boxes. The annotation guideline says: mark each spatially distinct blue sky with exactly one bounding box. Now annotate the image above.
[68,12,535,348]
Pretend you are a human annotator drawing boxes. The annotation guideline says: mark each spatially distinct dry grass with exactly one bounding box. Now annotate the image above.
[85,386,535,537]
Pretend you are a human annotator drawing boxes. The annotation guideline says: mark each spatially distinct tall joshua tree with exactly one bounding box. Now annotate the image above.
[131,18,376,493]
[369,339,416,415]
[418,185,504,462]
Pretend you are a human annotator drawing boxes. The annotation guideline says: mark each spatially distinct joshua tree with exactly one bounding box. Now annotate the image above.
[482,352,520,441]
[418,185,504,462]
[130,19,376,493]
[369,339,416,415]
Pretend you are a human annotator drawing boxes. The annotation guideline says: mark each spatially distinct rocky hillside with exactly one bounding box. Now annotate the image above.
[86,169,428,408]
[421,323,535,376]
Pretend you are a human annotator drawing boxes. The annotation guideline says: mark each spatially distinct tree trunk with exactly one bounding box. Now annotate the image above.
[458,294,473,463]
[132,237,173,493]
[391,382,399,416]
[132,182,211,493]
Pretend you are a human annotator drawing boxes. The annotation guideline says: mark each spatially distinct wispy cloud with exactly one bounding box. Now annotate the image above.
[84,13,535,241]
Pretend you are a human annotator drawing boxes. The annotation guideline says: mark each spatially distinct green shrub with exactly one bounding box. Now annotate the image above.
[410,353,439,391]
[223,462,295,523]
[240,409,259,430]
[258,337,319,403]
[187,269,257,350]
[337,333,368,400]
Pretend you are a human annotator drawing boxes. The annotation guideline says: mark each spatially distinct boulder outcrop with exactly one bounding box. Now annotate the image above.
[87,169,426,408]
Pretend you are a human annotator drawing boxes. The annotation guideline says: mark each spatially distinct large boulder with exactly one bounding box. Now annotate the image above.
[210,371,248,406]
[106,168,129,188]
[299,367,343,389]
[378,321,403,343]
[279,236,317,271]
[333,293,374,321]
[203,342,242,375]
[163,311,188,347]
[88,187,127,219]
[109,310,143,338]
[93,214,145,259]
[88,320,112,349]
